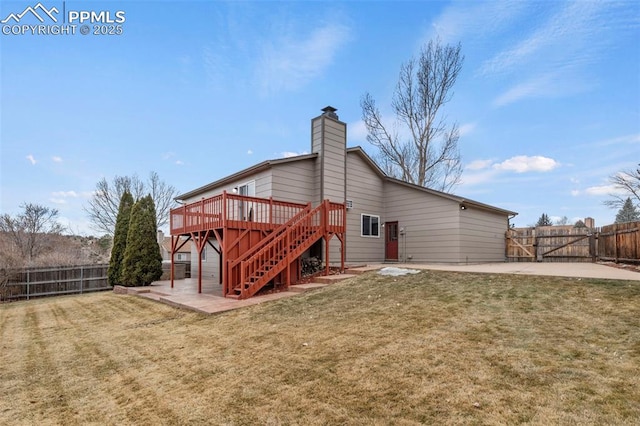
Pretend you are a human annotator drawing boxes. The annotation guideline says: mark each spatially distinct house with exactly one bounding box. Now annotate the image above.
[169,106,517,299]
[157,231,191,262]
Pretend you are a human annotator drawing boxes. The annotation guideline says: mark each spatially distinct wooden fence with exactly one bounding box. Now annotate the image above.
[506,221,640,263]
[598,221,640,263]
[1,264,110,301]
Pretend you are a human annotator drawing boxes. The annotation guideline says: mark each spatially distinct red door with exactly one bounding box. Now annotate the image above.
[385,221,398,261]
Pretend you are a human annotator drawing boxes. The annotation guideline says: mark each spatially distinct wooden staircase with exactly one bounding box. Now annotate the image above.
[228,203,325,299]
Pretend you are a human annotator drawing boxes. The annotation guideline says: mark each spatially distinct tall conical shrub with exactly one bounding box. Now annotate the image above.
[108,191,134,286]
[120,195,162,286]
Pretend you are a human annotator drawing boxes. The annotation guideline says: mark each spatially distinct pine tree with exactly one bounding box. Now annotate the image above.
[535,213,553,227]
[615,197,640,223]
[107,191,134,286]
[120,195,162,286]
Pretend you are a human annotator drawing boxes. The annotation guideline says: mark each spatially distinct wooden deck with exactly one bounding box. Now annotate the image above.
[168,192,346,300]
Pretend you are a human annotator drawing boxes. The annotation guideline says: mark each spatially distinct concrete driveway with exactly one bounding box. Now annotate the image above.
[368,262,640,281]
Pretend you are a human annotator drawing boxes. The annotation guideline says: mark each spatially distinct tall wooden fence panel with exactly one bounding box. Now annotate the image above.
[598,221,640,263]
[507,222,640,263]
[507,226,594,262]
[1,264,110,301]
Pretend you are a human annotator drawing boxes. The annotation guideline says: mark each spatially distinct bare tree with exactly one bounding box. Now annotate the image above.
[0,203,65,264]
[604,163,640,210]
[85,172,178,235]
[361,38,464,192]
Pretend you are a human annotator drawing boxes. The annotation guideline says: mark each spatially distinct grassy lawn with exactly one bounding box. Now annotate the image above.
[1,270,638,425]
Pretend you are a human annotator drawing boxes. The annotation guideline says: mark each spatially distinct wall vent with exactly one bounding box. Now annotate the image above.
[346,200,353,209]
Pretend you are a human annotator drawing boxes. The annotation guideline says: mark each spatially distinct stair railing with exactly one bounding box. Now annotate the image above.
[238,203,324,299]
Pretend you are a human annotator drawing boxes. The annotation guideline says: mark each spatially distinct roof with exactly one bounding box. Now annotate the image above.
[161,236,191,253]
[176,145,517,217]
[347,146,517,217]
[175,153,318,200]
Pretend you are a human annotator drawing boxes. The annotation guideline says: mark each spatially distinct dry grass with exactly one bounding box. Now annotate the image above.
[1,270,639,425]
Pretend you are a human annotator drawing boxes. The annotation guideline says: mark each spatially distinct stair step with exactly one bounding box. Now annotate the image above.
[226,293,241,300]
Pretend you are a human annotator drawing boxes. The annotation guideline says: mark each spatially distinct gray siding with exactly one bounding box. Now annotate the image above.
[271,159,315,205]
[191,240,220,282]
[459,208,508,262]
[311,115,346,205]
[182,169,273,204]
[321,118,346,204]
[311,119,323,206]
[344,152,385,262]
[383,181,462,263]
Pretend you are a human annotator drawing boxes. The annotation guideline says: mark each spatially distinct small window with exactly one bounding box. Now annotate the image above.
[177,253,187,261]
[361,214,380,237]
[201,247,206,262]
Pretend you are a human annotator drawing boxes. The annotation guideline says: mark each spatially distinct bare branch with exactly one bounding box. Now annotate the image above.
[361,38,464,191]
[84,172,179,235]
[0,203,65,264]
[605,163,640,210]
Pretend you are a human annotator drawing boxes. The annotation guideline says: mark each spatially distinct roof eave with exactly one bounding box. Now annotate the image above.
[175,153,318,201]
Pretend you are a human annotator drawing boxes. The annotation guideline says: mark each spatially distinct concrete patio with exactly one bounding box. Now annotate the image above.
[114,272,359,315]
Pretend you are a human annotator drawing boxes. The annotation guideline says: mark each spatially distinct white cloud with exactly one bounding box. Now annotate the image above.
[479,2,609,77]
[466,159,494,171]
[52,156,63,163]
[164,152,185,165]
[493,69,591,107]
[247,149,253,155]
[429,0,527,44]
[593,133,640,147]
[458,122,476,137]
[584,184,625,196]
[257,22,351,95]
[462,155,560,187]
[493,155,559,173]
[52,190,79,198]
[50,198,66,205]
[460,168,500,186]
[50,190,93,201]
[281,151,309,158]
[478,2,637,106]
[26,154,36,165]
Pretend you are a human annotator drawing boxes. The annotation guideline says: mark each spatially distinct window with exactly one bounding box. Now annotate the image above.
[176,253,187,261]
[201,247,206,262]
[237,181,255,196]
[237,181,256,221]
[361,214,380,237]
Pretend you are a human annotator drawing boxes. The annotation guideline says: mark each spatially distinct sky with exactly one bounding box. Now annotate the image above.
[1,0,639,236]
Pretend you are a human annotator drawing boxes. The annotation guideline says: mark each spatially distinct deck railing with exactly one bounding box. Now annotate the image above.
[326,201,346,234]
[170,192,309,234]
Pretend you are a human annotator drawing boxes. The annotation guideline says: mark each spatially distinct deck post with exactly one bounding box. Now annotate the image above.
[221,191,227,295]
[170,235,175,288]
[342,204,346,272]
[324,200,330,276]
[193,232,204,294]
